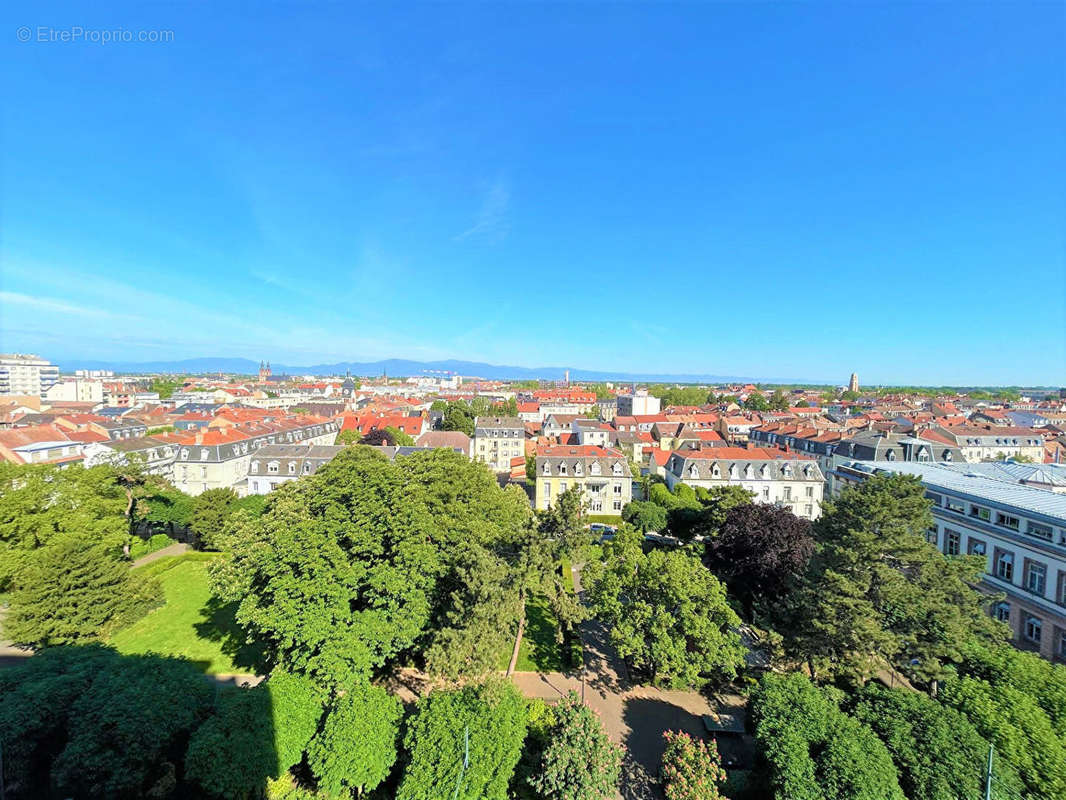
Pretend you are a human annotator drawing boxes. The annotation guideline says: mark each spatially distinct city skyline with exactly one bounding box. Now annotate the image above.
[3,2,1063,385]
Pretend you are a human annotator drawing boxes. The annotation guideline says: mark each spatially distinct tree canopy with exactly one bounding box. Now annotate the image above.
[530,691,622,800]
[785,473,1004,683]
[397,681,528,800]
[583,528,745,688]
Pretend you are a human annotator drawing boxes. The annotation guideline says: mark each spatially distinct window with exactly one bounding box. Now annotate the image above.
[1026,561,1047,596]
[995,550,1014,581]
[782,487,792,501]
[560,482,567,493]
[762,487,770,500]
[805,485,814,497]
[1024,615,1042,643]
[996,512,1020,531]
[543,483,551,498]
[925,491,943,506]
[968,539,986,557]
[970,505,991,522]
[288,462,296,474]
[925,526,938,545]
[613,500,622,511]
[614,483,622,495]
[805,504,813,516]
[994,602,1010,622]
[559,463,567,476]
[944,530,961,556]
[268,461,279,474]
[1058,571,1066,607]
[1028,521,1053,541]
[947,498,965,514]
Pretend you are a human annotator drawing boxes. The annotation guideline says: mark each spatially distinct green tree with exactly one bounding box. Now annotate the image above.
[265,668,328,775]
[530,691,622,800]
[583,528,745,688]
[335,428,361,445]
[425,545,519,682]
[185,686,278,799]
[442,403,475,435]
[384,425,415,446]
[768,389,790,411]
[190,487,239,550]
[210,449,441,687]
[397,681,527,800]
[786,473,1004,683]
[744,393,769,411]
[940,671,1066,800]
[749,673,904,800]
[622,500,668,533]
[307,683,403,798]
[848,683,1023,800]
[660,730,727,800]
[4,533,160,647]
[51,650,215,798]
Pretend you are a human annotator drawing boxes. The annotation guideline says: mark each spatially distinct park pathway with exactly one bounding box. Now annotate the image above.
[511,562,742,800]
[130,542,189,568]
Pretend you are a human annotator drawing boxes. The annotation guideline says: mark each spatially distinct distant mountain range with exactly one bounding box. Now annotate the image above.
[55,356,833,385]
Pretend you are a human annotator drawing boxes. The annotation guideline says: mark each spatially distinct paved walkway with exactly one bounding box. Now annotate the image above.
[130,542,189,568]
[512,562,744,800]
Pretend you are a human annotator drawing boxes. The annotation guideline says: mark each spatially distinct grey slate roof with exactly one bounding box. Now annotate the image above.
[668,453,823,482]
[842,461,1066,522]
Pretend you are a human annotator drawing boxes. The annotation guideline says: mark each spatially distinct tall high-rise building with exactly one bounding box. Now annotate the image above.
[0,354,60,397]
[848,372,860,393]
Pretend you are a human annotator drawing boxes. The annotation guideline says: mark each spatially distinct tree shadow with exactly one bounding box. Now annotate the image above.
[193,595,271,674]
[620,697,708,800]
[0,644,278,800]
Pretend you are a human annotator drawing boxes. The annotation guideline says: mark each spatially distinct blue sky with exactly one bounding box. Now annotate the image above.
[1,2,1063,385]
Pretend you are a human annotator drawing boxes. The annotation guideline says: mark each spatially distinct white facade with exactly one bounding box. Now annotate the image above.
[0,354,60,397]
[617,390,661,417]
[44,378,104,403]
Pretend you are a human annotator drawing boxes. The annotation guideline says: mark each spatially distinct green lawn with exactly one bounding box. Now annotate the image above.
[499,567,584,673]
[110,553,266,675]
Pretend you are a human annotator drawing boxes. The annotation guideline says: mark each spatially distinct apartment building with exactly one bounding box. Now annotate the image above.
[0,354,60,397]
[535,445,632,512]
[664,447,825,520]
[931,425,1046,463]
[247,444,345,494]
[833,461,1066,663]
[44,378,105,403]
[472,416,525,472]
[172,416,339,495]
[616,390,661,417]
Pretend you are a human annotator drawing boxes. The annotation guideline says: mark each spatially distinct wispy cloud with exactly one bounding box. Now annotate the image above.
[454,180,511,243]
[0,291,144,322]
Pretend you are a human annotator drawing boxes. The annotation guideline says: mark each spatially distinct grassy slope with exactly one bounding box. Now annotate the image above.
[110,553,265,675]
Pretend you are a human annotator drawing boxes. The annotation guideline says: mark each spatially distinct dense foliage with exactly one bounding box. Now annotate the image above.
[397,681,528,800]
[784,473,1004,683]
[749,673,904,800]
[584,528,745,688]
[210,447,533,687]
[307,682,403,797]
[704,503,813,617]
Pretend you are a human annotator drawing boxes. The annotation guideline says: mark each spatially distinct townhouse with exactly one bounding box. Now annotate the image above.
[535,445,632,512]
[171,416,339,495]
[664,446,825,520]
[932,425,1045,463]
[247,444,345,494]
[833,460,1066,663]
[472,415,525,472]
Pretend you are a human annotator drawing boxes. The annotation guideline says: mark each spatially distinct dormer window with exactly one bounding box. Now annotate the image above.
[288,462,296,474]
[760,464,769,479]
[200,448,210,460]
[559,463,567,476]
[729,464,738,479]
[303,462,311,473]
[744,464,753,479]
[543,463,551,476]
[711,464,721,479]
[612,462,623,475]
[575,462,584,476]
[590,462,601,476]
[251,460,259,472]
[268,461,279,474]
[689,464,699,479]
[782,465,793,477]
